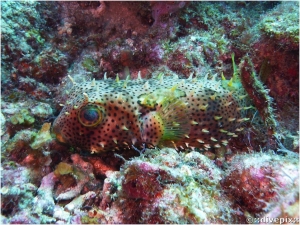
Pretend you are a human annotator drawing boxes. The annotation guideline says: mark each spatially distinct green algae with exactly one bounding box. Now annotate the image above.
[82,57,99,73]
[25,29,45,45]
[30,123,53,150]
[10,109,35,125]
[81,215,99,224]
[54,162,74,176]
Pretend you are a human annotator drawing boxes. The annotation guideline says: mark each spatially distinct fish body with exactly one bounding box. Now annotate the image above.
[53,74,250,153]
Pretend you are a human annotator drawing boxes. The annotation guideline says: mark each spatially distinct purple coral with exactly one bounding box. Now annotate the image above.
[151,1,186,27]
[34,172,58,215]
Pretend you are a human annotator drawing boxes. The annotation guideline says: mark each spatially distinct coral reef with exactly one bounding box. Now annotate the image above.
[1,1,298,224]
[250,2,299,151]
[259,2,298,45]
[99,148,237,223]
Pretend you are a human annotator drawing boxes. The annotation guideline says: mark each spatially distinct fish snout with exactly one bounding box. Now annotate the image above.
[52,121,67,143]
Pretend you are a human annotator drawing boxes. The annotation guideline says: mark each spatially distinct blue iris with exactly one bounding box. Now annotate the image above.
[83,109,99,121]
[78,104,103,127]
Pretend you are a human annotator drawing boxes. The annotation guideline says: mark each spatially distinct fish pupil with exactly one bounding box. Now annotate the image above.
[83,109,99,121]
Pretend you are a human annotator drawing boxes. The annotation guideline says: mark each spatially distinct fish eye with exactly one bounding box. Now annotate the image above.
[78,104,104,127]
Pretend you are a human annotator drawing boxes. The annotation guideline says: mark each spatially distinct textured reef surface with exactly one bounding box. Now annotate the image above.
[1,1,299,224]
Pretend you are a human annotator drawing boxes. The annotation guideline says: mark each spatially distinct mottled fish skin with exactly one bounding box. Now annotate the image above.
[53,75,250,153]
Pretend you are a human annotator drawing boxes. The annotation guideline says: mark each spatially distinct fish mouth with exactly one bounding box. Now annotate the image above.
[54,132,67,143]
[52,123,67,143]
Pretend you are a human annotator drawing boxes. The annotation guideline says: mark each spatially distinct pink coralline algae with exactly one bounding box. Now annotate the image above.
[221,152,299,216]
[54,154,99,201]
[122,161,170,200]
[151,1,186,27]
